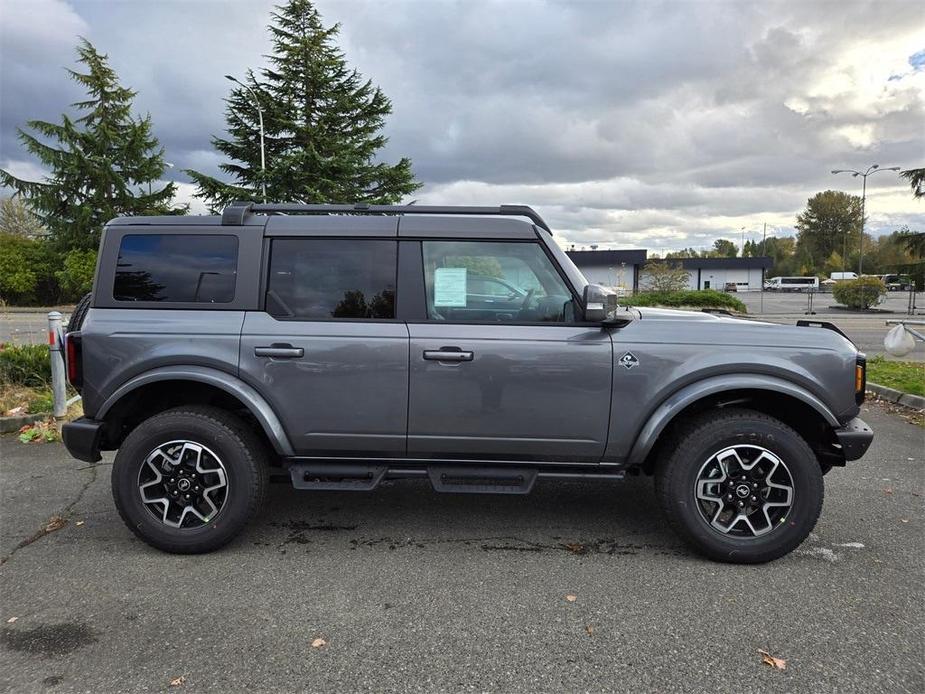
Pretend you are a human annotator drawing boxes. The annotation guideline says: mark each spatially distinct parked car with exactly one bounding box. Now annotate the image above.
[830,272,858,281]
[62,202,873,563]
[723,282,738,293]
[880,274,914,292]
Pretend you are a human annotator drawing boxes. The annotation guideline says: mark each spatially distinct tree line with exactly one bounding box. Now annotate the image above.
[659,187,922,280]
[0,0,419,305]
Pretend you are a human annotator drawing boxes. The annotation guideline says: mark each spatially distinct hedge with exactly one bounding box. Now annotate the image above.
[831,276,886,310]
[622,289,747,313]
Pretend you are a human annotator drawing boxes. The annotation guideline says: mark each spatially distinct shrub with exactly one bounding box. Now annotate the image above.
[55,249,97,300]
[832,276,886,310]
[0,343,51,387]
[622,289,746,313]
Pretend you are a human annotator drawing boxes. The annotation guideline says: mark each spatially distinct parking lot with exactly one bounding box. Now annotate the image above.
[5,293,924,363]
[0,400,922,693]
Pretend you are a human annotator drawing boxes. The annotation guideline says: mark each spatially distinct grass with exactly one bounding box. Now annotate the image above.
[867,356,925,397]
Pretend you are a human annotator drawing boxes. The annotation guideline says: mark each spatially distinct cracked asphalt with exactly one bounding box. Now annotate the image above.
[1,401,922,693]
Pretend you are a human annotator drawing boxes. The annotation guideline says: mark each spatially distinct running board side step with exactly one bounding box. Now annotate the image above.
[289,463,386,491]
[284,461,626,493]
[428,467,537,494]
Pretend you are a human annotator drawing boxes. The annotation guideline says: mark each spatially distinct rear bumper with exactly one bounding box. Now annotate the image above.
[834,417,873,462]
[62,417,103,463]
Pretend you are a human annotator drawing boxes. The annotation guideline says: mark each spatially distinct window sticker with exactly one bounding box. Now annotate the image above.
[434,267,468,307]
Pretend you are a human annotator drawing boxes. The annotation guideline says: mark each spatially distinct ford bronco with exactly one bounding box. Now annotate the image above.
[62,202,873,562]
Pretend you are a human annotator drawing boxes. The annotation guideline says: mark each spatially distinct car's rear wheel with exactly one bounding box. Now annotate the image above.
[112,406,268,553]
[655,408,823,564]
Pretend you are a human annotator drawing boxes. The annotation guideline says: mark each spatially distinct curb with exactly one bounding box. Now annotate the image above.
[866,382,925,411]
[0,413,49,434]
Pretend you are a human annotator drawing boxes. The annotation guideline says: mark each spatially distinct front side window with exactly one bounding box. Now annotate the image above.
[422,241,575,323]
[113,234,238,303]
[266,239,396,320]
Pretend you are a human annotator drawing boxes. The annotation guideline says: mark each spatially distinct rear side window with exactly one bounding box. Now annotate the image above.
[113,235,238,303]
[266,239,397,320]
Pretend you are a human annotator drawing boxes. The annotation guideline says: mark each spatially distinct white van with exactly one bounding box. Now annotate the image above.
[830,272,858,281]
[765,276,819,292]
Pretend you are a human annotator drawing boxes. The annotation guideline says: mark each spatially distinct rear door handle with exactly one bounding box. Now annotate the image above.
[255,344,304,359]
[423,348,474,362]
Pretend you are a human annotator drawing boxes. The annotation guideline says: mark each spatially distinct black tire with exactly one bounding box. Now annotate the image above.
[112,406,269,554]
[655,408,823,564]
[69,293,92,331]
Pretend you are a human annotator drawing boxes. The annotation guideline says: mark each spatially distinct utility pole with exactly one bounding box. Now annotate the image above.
[831,164,900,275]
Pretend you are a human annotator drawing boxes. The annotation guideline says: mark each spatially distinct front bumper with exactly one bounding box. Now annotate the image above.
[62,417,103,463]
[834,417,873,461]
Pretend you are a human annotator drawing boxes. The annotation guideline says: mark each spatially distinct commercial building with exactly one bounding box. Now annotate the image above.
[566,250,773,292]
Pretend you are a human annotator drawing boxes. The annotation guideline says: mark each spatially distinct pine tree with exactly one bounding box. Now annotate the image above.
[187,0,419,208]
[0,39,178,252]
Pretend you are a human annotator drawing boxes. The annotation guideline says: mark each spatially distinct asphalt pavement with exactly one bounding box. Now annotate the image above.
[1,401,922,693]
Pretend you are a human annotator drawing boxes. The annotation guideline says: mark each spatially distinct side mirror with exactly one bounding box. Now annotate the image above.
[583,283,618,322]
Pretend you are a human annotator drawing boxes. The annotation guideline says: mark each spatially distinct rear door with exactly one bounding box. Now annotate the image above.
[238,217,409,457]
[404,234,613,462]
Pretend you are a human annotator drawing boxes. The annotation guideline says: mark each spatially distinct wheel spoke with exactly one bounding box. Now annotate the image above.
[694,444,795,539]
[137,440,229,530]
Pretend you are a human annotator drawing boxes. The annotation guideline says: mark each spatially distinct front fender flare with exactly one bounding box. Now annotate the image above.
[97,365,294,456]
[626,374,840,466]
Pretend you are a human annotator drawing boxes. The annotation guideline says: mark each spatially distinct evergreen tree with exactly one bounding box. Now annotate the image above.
[0,40,177,252]
[187,0,419,208]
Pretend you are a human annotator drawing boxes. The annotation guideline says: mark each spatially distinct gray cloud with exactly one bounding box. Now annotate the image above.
[1,0,922,249]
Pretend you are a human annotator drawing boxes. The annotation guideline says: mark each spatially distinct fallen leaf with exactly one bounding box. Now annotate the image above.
[311,637,326,649]
[883,488,893,495]
[169,675,186,687]
[901,519,909,523]
[564,543,587,555]
[5,406,24,416]
[758,649,787,670]
[585,624,594,637]
[565,594,577,603]
[44,516,67,533]
[75,521,85,527]
[7,617,18,623]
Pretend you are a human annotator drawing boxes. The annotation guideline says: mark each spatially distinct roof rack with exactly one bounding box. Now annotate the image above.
[220,201,551,232]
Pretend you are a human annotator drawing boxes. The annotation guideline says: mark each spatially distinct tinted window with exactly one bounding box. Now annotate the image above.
[113,235,237,303]
[422,241,574,323]
[266,239,396,320]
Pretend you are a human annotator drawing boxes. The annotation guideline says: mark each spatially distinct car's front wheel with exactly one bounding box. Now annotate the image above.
[655,408,823,564]
[112,406,268,553]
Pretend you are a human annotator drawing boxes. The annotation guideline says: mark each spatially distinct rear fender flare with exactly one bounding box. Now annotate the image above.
[626,374,840,466]
[96,365,294,456]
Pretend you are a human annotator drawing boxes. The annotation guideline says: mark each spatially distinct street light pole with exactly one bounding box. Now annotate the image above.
[831,164,900,275]
[226,74,267,203]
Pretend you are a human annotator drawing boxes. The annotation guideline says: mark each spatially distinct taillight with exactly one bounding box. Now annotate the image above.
[65,332,83,390]
[854,354,866,405]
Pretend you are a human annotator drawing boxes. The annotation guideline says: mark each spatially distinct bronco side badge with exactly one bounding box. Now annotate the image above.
[619,352,639,369]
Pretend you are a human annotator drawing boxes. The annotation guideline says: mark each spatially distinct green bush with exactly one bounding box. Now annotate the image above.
[0,343,51,387]
[55,249,97,300]
[832,276,886,310]
[622,289,747,313]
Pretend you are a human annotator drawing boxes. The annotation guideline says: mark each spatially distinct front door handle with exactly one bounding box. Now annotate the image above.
[423,348,474,362]
[255,344,304,359]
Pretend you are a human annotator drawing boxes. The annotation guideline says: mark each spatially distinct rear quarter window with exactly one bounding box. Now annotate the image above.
[113,234,238,303]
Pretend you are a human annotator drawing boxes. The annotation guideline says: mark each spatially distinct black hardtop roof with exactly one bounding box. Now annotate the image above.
[109,201,553,235]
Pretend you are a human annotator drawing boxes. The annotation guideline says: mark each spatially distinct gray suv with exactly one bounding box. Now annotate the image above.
[62,202,873,563]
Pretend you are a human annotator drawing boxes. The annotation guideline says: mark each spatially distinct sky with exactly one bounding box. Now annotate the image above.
[1,0,923,254]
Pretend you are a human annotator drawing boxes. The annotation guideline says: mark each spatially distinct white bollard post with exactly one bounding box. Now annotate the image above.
[48,311,67,418]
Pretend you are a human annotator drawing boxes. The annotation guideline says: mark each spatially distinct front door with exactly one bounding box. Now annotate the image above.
[239,237,408,457]
[407,240,613,462]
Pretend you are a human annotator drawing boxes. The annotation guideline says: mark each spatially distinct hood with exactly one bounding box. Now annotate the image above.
[634,306,762,322]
